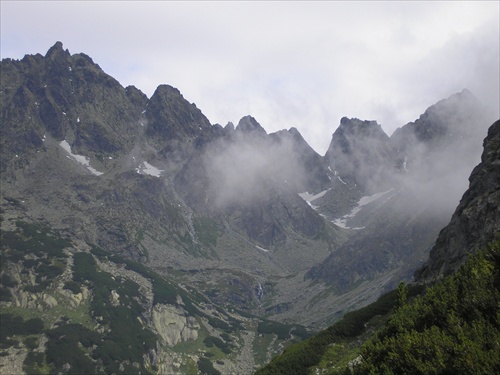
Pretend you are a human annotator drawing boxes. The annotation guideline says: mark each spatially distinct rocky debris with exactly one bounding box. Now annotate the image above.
[42,293,58,308]
[0,345,27,375]
[59,287,88,308]
[110,289,120,306]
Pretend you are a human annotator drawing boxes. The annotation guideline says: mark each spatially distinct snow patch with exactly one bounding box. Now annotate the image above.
[337,175,347,185]
[357,189,395,207]
[59,140,104,176]
[135,161,163,177]
[298,189,331,210]
[298,189,330,204]
[333,188,395,229]
[255,245,269,253]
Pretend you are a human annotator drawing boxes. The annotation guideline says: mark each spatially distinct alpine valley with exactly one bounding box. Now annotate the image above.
[1,42,498,374]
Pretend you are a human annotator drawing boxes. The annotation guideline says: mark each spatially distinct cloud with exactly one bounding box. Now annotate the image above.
[204,125,306,209]
[1,1,498,154]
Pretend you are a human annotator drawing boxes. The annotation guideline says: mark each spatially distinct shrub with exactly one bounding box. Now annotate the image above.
[197,357,221,375]
[354,241,500,374]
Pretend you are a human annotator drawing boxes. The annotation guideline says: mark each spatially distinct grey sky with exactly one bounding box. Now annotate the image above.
[1,1,498,154]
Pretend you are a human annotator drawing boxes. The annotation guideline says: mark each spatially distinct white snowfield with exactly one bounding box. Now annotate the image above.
[135,161,163,177]
[60,140,104,176]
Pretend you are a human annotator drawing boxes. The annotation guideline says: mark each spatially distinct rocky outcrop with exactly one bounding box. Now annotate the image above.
[415,120,500,282]
[152,300,200,346]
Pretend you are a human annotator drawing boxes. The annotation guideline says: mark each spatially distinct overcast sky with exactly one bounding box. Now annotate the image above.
[1,1,498,154]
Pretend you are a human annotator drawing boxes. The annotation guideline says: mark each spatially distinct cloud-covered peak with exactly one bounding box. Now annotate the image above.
[235,115,267,136]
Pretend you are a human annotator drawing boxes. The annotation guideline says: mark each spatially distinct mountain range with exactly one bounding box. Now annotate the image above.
[0,42,498,374]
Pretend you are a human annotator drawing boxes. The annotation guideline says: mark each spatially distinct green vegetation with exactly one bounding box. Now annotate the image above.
[197,356,221,375]
[71,252,157,373]
[63,280,82,294]
[353,241,500,374]
[255,283,423,374]
[204,335,233,355]
[45,323,100,374]
[1,221,70,296]
[0,314,44,348]
[1,219,251,373]
[23,351,47,374]
[1,221,70,261]
[257,320,308,340]
[256,241,500,375]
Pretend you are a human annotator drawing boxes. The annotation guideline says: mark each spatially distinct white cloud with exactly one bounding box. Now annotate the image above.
[1,1,498,154]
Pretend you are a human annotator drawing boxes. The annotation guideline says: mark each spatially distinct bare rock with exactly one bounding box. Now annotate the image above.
[152,302,200,346]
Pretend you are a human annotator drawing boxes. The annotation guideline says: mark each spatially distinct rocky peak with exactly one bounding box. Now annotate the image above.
[125,85,149,109]
[235,115,267,136]
[391,89,488,152]
[389,88,493,199]
[324,117,395,193]
[329,117,389,153]
[224,121,235,132]
[287,126,303,139]
[145,84,212,148]
[0,42,149,174]
[45,41,71,60]
[267,127,331,193]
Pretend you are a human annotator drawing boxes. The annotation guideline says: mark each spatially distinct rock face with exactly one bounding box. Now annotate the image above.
[325,117,396,193]
[152,302,200,346]
[415,120,500,282]
[0,41,144,175]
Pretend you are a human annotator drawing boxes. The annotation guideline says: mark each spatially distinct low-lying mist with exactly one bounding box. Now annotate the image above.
[204,126,309,209]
